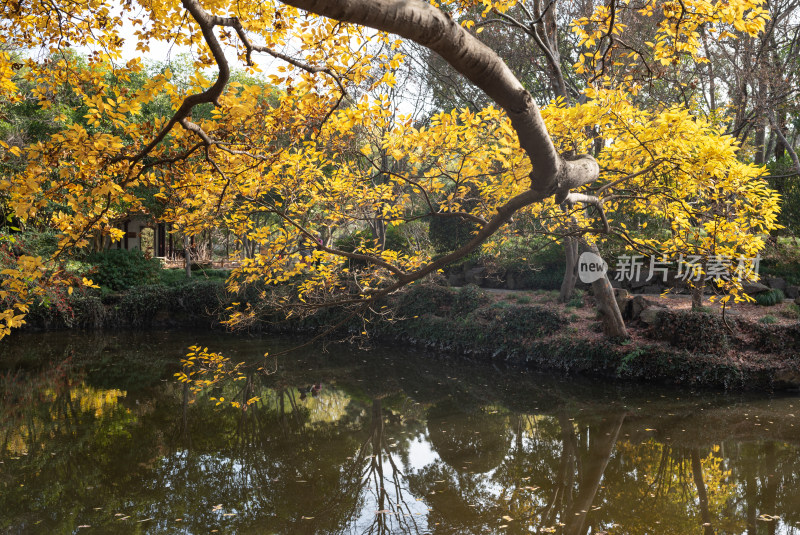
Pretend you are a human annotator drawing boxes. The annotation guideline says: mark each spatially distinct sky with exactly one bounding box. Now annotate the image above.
[84,3,282,77]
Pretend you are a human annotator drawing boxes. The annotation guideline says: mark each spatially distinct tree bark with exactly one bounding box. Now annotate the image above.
[184,234,192,278]
[691,273,706,310]
[559,237,579,302]
[768,110,800,176]
[580,241,627,338]
[753,122,766,165]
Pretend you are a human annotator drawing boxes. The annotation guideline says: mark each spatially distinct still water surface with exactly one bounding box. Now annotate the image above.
[1,330,800,534]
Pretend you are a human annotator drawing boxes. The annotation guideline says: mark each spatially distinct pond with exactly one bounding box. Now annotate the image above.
[1,330,799,534]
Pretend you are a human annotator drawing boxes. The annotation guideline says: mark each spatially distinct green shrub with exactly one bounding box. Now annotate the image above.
[501,305,564,339]
[754,289,785,307]
[117,284,165,325]
[396,283,455,318]
[650,311,731,352]
[87,248,161,291]
[334,228,372,252]
[384,224,412,254]
[21,230,59,258]
[567,289,585,308]
[335,225,412,255]
[759,314,778,324]
[159,268,190,286]
[452,284,490,317]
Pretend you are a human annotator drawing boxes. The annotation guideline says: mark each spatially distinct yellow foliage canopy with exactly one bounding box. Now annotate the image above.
[0,0,780,338]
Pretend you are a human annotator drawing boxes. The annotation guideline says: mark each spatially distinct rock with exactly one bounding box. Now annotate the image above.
[640,307,665,326]
[795,295,800,306]
[643,285,663,294]
[785,285,799,299]
[742,281,770,295]
[629,295,650,320]
[614,288,631,316]
[464,266,486,286]
[766,277,788,292]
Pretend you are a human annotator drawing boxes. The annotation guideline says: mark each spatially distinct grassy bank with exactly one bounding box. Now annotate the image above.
[19,277,800,392]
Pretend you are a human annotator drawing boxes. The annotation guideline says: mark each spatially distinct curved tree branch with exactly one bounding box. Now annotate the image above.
[278,0,599,194]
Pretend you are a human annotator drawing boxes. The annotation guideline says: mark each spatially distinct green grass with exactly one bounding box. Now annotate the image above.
[567,289,585,308]
[759,315,778,324]
[159,268,229,286]
[754,289,785,307]
[780,303,800,320]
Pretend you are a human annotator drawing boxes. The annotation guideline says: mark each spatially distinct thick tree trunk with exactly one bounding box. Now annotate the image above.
[753,122,766,165]
[369,217,387,252]
[184,234,192,278]
[580,241,627,338]
[691,274,706,310]
[768,110,800,176]
[559,237,579,302]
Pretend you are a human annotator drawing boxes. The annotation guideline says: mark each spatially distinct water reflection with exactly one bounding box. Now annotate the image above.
[1,331,800,534]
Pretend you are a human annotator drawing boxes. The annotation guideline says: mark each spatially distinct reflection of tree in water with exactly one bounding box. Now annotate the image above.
[404,399,513,534]
[489,412,626,535]
[157,381,366,533]
[165,374,431,534]
[426,399,511,474]
[5,344,800,534]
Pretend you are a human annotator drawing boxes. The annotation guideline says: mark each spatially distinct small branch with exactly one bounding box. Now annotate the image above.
[562,192,609,233]
[596,159,666,195]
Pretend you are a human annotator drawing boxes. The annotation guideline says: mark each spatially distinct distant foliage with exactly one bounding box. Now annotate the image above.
[429,215,478,254]
[87,249,161,291]
[335,224,413,255]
